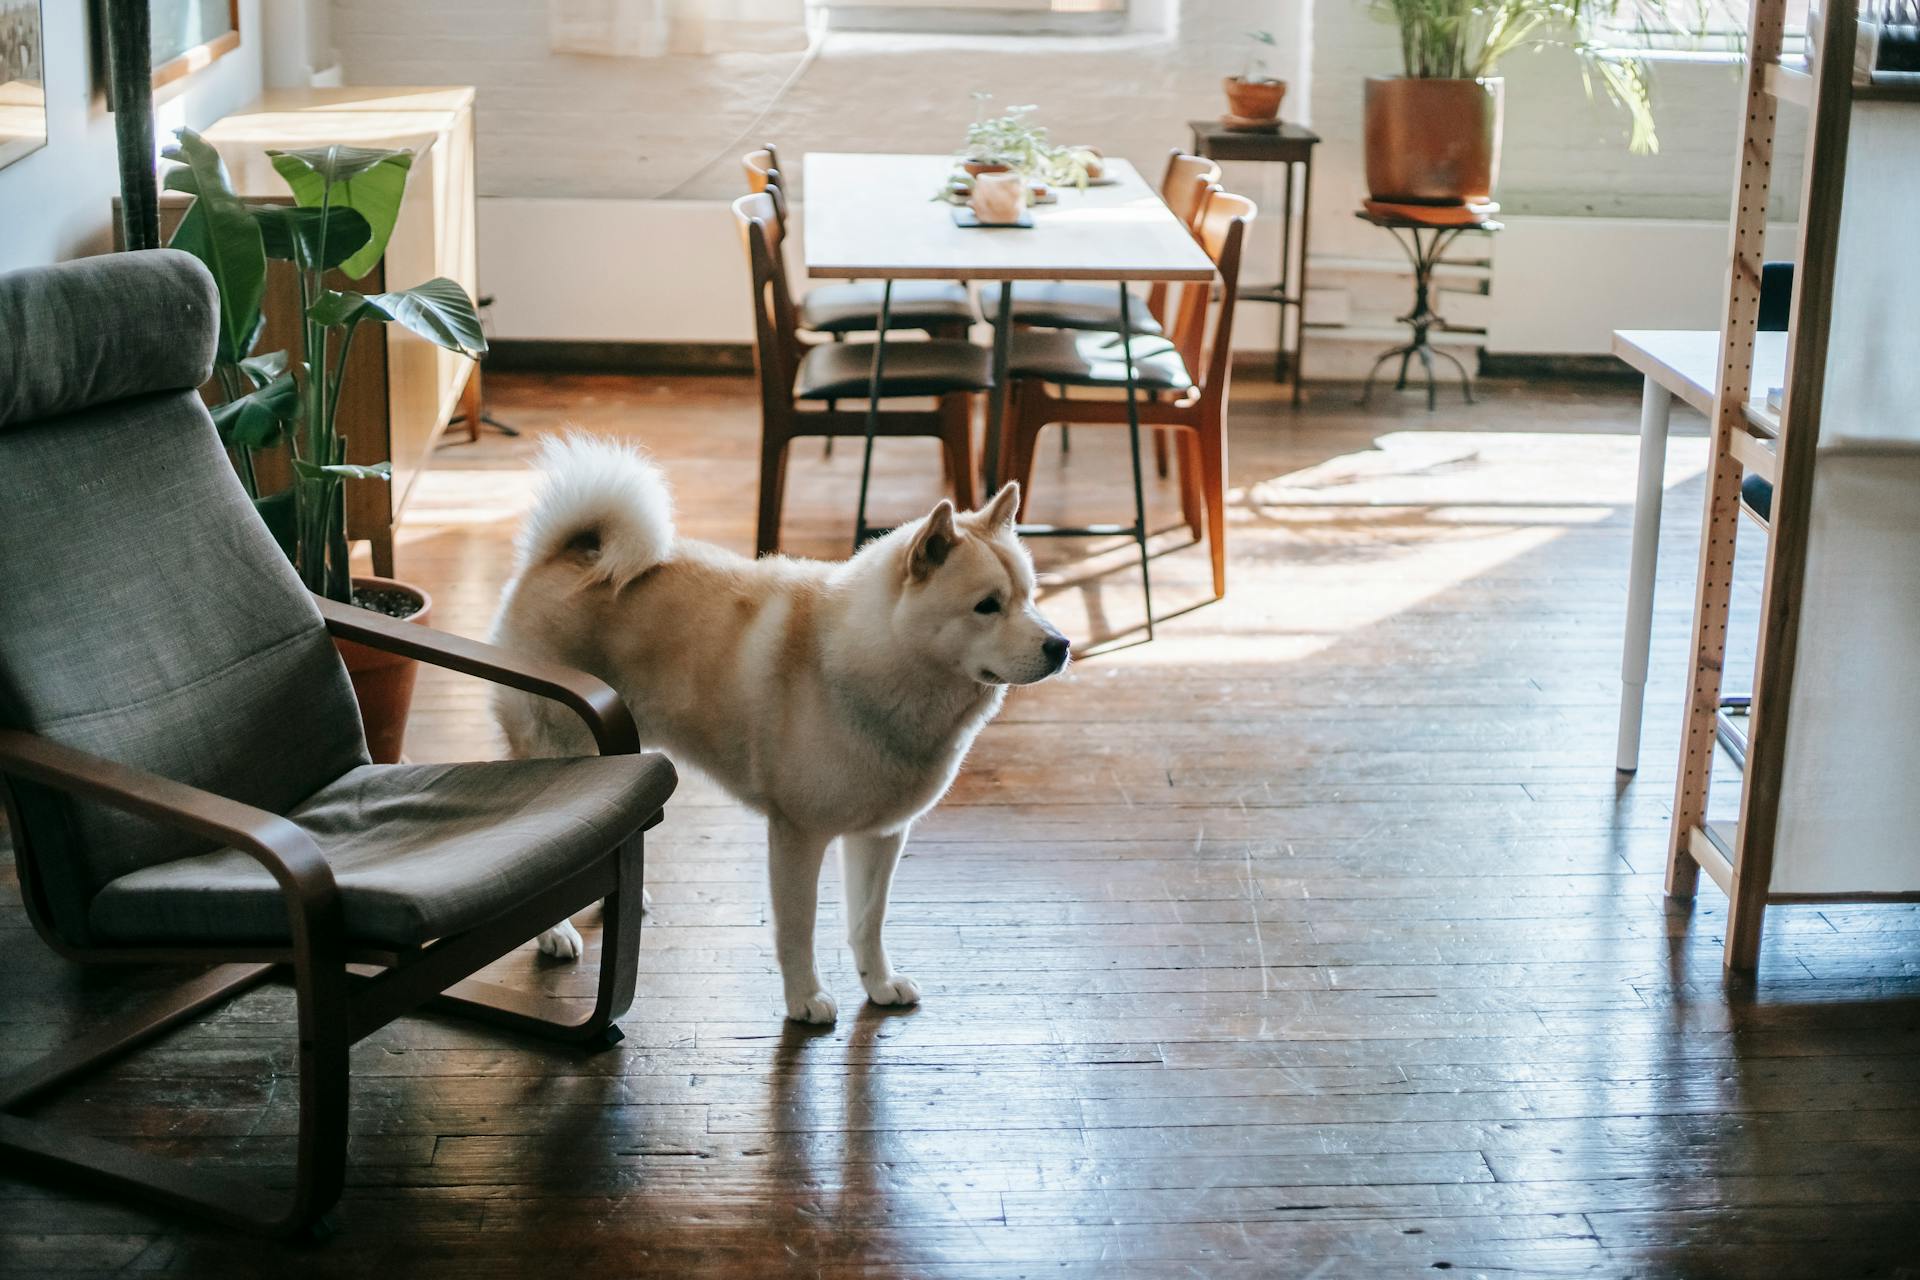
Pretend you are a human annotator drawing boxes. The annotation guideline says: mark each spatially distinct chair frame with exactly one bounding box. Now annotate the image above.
[1000,190,1252,603]
[0,599,669,1237]
[736,193,978,555]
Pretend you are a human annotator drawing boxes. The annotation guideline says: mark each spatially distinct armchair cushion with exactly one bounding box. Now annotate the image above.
[88,754,677,948]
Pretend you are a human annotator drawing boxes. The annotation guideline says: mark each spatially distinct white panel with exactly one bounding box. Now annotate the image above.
[1484,216,1797,355]
[1771,449,1920,894]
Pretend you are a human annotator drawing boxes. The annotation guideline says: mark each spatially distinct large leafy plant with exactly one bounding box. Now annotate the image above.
[958,94,1096,188]
[1370,0,1713,153]
[161,128,486,602]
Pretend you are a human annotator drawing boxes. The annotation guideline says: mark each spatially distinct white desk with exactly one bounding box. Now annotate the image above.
[1611,329,1788,772]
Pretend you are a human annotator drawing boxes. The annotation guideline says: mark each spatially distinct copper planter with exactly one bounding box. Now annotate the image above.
[334,575,433,764]
[1364,76,1504,205]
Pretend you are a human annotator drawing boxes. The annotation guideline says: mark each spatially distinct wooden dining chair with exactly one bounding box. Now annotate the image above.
[733,192,991,554]
[999,189,1255,601]
[741,145,974,341]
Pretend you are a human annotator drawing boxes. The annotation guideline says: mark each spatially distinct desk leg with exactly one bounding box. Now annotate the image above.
[983,282,1012,493]
[853,281,893,549]
[1118,283,1153,641]
[1617,375,1673,773]
[1293,152,1313,408]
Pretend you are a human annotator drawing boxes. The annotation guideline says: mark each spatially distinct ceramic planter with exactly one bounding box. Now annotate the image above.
[333,575,432,764]
[1364,76,1504,205]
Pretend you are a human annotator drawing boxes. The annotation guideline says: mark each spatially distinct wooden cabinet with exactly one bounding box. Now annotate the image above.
[199,86,479,577]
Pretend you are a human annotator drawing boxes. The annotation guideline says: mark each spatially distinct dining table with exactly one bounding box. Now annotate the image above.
[802,152,1217,632]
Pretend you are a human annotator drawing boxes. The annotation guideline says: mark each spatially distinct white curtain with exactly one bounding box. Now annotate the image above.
[549,0,811,56]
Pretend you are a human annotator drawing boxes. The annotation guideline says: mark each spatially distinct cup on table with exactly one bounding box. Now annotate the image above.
[970,171,1025,224]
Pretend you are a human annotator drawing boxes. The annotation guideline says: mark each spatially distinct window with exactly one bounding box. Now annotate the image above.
[1586,0,1810,62]
[811,0,1127,36]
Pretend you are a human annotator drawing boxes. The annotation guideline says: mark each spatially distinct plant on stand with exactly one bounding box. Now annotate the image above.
[1224,30,1288,123]
[1365,0,1707,204]
[162,128,487,760]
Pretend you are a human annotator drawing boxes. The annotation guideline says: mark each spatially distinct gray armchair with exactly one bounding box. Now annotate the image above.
[0,250,676,1235]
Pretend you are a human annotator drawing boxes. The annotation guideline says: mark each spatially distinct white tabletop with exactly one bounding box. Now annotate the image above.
[802,152,1217,283]
[1613,329,1790,420]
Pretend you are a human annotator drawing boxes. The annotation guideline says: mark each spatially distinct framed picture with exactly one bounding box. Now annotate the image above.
[0,0,45,172]
[150,0,239,90]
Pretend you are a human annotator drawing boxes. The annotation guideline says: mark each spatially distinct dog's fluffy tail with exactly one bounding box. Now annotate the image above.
[516,434,675,588]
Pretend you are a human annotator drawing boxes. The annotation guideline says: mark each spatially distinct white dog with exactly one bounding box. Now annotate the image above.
[490,437,1069,1023]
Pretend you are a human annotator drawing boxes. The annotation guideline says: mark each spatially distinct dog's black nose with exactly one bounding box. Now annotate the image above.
[1042,633,1071,671]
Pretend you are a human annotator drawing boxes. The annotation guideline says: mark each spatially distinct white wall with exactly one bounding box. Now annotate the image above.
[0,1,266,274]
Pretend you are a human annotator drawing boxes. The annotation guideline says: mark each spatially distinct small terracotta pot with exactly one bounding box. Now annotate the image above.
[1223,77,1286,121]
[1364,76,1504,204]
[962,160,1011,178]
[334,575,432,764]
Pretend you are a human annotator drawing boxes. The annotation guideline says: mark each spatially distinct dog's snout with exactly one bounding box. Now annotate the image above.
[1042,633,1071,671]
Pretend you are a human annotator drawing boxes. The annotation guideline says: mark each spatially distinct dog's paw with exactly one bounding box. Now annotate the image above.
[785,990,838,1024]
[864,974,922,1007]
[537,919,584,960]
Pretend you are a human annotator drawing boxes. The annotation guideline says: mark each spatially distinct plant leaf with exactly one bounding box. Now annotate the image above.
[253,205,373,269]
[238,349,290,387]
[269,146,415,280]
[307,288,377,328]
[211,372,300,449]
[355,278,489,358]
[163,128,266,365]
[293,458,393,483]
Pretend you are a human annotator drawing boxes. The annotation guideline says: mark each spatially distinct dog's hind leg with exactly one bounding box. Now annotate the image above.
[843,829,920,1008]
[768,817,837,1024]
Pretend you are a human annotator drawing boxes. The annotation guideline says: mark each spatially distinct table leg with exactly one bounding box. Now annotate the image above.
[1118,282,1154,641]
[853,281,894,549]
[1293,153,1313,409]
[1616,374,1673,773]
[983,281,1012,494]
[1276,163,1294,384]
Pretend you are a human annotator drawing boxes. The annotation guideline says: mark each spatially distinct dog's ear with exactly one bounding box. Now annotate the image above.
[977,483,1020,534]
[907,500,959,581]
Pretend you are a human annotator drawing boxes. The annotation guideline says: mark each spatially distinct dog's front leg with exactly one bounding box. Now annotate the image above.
[768,816,836,1024]
[843,829,920,1007]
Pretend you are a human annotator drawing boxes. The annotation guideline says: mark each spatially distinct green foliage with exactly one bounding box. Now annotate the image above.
[160,126,487,602]
[1242,30,1279,83]
[957,95,1098,190]
[1369,0,1714,153]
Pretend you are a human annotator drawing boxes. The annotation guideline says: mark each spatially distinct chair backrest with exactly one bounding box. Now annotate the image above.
[742,144,781,193]
[1161,152,1222,232]
[1167,188,1256,405]
[732,191,801,420]
[0,250,370,945]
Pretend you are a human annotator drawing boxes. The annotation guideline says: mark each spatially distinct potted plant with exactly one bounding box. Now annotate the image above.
[1224,30,1287,123]
[161,128,487,762]
[1365,0,1689,205]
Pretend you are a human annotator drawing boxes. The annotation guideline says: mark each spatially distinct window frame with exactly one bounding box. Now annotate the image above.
[808,0,1129,37]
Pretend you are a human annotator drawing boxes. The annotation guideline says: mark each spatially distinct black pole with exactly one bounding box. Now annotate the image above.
[104,0,159,251]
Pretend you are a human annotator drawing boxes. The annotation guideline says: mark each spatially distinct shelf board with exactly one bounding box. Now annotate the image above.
[1765,61,1813,107]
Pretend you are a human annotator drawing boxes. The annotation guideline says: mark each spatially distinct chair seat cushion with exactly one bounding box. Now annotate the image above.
[1006,330,1192,392]
[797,339,994,401]
[800,281,976,334]
[88,755,677,948]
[981,282,1164,336]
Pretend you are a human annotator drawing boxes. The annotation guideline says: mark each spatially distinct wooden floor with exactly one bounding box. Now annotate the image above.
[7,371,1920,1278]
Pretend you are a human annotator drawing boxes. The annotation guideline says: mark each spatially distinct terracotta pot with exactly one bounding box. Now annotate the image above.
[961,160,1011,178]
[333,575,432,764]
[1363,76,1504,205]
[1223,77,1286,122]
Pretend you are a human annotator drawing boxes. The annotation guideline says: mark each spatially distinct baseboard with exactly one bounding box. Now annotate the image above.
[486,340,755,376]
[1477,352,1639,381]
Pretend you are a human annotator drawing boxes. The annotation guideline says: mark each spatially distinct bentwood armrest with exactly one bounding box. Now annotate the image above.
[315,598,639,755]
[0,728,341,925]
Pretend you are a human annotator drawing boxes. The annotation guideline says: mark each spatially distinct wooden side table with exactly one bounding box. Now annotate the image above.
[1354,206,1502,411]
[1187,121,1319,405]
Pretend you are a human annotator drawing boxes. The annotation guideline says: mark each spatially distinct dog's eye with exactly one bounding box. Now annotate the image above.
[974,596,1001,615]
